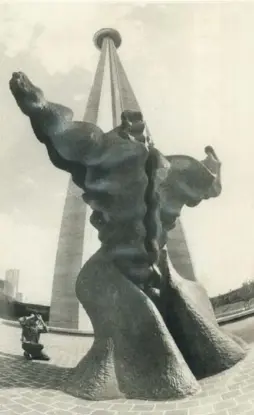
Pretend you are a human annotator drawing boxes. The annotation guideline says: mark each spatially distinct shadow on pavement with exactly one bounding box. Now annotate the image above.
[0,351,72,391]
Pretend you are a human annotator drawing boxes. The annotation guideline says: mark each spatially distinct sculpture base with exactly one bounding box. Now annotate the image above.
[62,248,247,401]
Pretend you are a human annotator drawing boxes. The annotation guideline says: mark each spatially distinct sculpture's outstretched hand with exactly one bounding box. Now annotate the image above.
[9,71,104,173]
[202,146,222,198]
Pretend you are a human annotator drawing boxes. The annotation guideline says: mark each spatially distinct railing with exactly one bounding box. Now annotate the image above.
[217,307,254,324]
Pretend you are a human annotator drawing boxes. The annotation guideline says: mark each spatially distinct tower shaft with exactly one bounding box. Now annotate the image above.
[49,41,107,329]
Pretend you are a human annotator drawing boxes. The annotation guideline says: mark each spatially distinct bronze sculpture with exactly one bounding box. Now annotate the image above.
[10,71,247,400]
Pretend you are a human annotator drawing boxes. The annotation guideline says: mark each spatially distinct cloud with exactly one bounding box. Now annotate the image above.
[0,3,139,74]
[0,34,93,228]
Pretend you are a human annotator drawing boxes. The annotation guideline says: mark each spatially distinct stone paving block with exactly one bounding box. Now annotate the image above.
[17,392,35,400]
[140,412,164,415]
[0,399,11,406]
[196,390,209,398]
[232,375,246,383]
[39,392,56,398]
[202,377,216,385]
[222,390,243,400]
[199,394,223,405]
[242,379,254,392]
[4,404,29,414]
[47,411,77,415]
[70,405,93,414]
[236,391,254,403]
[208,388,229,398]
[200,383,215,392]
[164,410,189,415]
[116,413,140,415]
[189,403,214,414]
[228,383,241,391]
[0,407,8,413]
[55,396,76,404]
[113,413,140,415]
[243,378,254,387]
[214,398,237,411]
[29,403,52,413]
[12,398,34,407]
[33,397,55,406]
[91,411,117,415]
[51,402,76,411]
[242,383,254,394]
[2,392,22,398]
[109,403,134,411]
[229,402,254,414]
[52,394,73,401]
[154,402,177,411]
[71,398,92,407]
[178,398,201,408]
[90,402,113,410]
[130,404,155,412]
[210,411,230,415]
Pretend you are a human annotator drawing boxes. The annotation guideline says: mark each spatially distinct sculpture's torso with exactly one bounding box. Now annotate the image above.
[31,115,219,285]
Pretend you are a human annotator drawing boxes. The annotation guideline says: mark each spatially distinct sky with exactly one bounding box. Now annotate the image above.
[1,1,254,305]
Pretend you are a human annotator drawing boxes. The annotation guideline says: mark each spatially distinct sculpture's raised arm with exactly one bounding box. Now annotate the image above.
[157,146,222,238]
[9,72,104,174]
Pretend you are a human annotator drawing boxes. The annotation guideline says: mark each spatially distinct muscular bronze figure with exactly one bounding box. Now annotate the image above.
[10,71,247,401]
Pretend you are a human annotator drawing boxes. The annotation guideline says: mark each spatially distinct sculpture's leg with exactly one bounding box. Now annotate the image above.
[65,337,123,400]
[158,250,247,379]
[64,248,200,400]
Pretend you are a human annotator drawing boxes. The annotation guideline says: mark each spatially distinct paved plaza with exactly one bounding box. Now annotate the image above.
[0,318,254,415]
